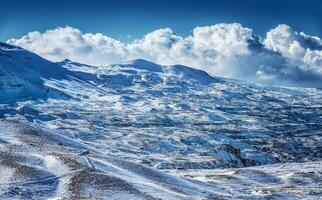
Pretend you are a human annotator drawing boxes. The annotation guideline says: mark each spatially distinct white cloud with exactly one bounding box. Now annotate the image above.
[127,23,259,78]
[264,24,322,75]
[7,24,322,87]
[7,26,127,65]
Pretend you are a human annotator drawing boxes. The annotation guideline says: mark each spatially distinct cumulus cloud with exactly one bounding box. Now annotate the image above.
[7,26,127,65]
[264,24,322,77]
[7,24,322,87]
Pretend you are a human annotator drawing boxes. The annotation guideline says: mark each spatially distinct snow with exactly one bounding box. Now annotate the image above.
[0,42,73,103]
[0,42,321,199]
[169,161,322,199]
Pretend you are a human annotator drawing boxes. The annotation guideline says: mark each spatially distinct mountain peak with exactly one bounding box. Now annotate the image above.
[118,59,163,72]
[126,58,158,65]
[61,58,72,63]
[0,43,72,103]
[57,58,95,69]
[0,41,22,50]
[165,64,218,84]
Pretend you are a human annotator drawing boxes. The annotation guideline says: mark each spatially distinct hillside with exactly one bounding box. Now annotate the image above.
[0,42,321,199]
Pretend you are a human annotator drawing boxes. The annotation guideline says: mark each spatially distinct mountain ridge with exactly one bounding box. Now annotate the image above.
[0,42,321,199]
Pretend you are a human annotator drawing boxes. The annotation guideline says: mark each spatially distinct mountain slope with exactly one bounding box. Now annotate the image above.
[0,42,74,103]
[0,42,321,199]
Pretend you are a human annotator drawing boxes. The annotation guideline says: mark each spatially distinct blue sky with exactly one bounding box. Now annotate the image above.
[1,0,321,42]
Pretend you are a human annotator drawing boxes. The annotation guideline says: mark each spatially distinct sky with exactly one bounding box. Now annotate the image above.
[1,0,322,87]
[1,0,321,42]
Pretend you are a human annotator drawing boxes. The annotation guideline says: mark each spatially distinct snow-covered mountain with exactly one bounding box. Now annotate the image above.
[0,42,75,103]
[0,42,321,199]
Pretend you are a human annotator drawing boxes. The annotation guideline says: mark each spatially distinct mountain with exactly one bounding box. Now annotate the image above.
[0,42,321,199]
[0,42,75,103]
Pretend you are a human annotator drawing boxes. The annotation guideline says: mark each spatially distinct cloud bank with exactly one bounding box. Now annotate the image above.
[7,24,322,87]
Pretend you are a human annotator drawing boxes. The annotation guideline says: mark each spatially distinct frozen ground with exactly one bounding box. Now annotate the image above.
[0,42,321,199]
